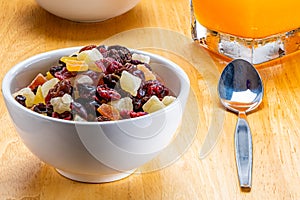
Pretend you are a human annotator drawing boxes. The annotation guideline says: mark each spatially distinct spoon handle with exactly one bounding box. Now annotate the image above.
[235,112,252,189]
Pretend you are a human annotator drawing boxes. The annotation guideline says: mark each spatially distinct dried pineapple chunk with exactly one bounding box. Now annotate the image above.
[162,96,176,106]
[110,97,133,112]
[120,71,142,96]
[142,95,166,113]
[50,94,72,114]
[132,53,150,64]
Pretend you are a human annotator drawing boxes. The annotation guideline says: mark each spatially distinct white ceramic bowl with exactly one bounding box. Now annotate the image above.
[35,0,141,22]
[2,47,190,183]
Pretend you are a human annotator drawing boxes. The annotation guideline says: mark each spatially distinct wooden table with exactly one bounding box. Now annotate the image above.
[1,0,300,199]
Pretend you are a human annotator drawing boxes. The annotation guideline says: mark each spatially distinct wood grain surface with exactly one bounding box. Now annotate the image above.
[1,0,300,199]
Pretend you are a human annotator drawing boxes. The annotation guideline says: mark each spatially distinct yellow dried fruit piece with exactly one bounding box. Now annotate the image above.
[45,71,54,80]
[60,56,78,63]
[142,95,166,113]
[41,78,59,98]
[120,71,142,96]
[97,104,120,121]
[66,60,89,72]
[162,96,176,106]
[33,86,45,105]
[137,64,156,81]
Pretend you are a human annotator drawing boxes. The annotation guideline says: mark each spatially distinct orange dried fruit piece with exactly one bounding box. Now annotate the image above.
[66,60,89,72]
[60,56,89,72]
[97,104,120,121]
[28,73,48,91]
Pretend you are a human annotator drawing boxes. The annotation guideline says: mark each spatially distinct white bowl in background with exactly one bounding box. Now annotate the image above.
[35,0,141,22]
[2,46,190,183]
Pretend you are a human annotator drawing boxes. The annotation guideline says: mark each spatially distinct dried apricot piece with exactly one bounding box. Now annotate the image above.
[97,104,120,121]
[28,73,48,91]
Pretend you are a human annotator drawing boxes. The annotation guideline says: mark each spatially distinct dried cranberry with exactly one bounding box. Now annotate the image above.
[79,45,97,53]
[130,111,148,118]
[99,58,123,75]
[45,79,73,104]
[15,95,26,107]
[54,67,77,80]
[96,85,121,103]
[138,80,169,99]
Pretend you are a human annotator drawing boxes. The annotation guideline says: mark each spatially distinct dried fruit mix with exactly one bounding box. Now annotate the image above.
[13,45,177,121]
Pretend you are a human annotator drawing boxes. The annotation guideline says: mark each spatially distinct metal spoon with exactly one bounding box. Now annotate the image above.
[218,59,263,189]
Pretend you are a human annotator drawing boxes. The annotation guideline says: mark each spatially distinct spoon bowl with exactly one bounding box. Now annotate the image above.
[218,59,263,189]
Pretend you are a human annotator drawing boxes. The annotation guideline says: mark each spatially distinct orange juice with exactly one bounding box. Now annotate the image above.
[192,0,300,38]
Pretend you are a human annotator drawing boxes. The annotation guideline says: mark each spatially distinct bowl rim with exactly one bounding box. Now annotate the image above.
[2,46,190,125]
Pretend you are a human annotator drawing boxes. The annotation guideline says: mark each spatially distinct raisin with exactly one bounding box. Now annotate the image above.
[103,74,120,89]
[45,79,73,104]
[49,65,64,77]
[32,103,48,115]
[76,84,96,100]
[71,101,88,120]
[104,45,132,64]
[15,95,26,107]
[52,111,73,120]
